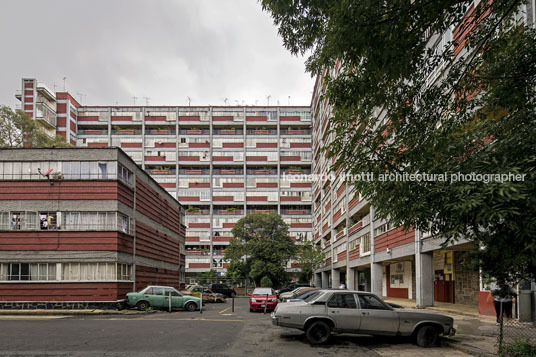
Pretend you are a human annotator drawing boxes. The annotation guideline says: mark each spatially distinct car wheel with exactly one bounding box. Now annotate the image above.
[306,321,331,345]
[230,291,236,298]
[136,301,150,311]
[185,302,196,312]
[416,325,439,347]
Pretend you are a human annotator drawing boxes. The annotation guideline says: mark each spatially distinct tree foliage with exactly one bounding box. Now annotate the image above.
[295,240,324,284]
[0,105,69,148]
[224,213,296,287]
[262,0,536,286]
[196,269,219,279]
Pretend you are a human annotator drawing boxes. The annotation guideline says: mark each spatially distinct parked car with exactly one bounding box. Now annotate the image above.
[271,290,455,347]
[181,285,225,303]
[126,285,202,311]
[249,287,278,312]
[279,287,319,301]
[276,283,311,296]
[207,283,237,298]
[281,287,320,302]
[286,289,322,302]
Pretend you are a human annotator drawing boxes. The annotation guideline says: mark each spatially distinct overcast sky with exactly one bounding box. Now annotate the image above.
[0,0,314,109]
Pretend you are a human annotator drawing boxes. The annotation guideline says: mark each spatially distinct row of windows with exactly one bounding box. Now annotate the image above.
[0,263,131,281]
[0,161,134,187]
[0,211,131,234]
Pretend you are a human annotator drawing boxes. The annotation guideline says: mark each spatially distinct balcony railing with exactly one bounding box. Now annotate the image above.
[246,129,278,135]
[179,169,210,175]
[35,102,56,128]
[213,129,244,135]
[213,168,244,175]
[145,129,176,135]
[179,129,210,135]
[214,209,244,215]
[280,128,312,135]
[112,129,142,135]
[78,129,108,135]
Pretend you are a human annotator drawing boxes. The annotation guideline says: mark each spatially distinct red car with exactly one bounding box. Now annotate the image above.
[249,287,278,312]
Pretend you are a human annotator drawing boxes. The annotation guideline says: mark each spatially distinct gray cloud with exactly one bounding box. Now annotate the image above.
[0,0,314,108]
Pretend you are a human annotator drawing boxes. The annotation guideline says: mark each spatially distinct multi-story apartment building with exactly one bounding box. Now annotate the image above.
[15,80,313,279]
[0,147,185,308]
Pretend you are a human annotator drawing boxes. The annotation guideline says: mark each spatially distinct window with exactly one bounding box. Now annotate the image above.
[1,263,56,281]
[39,212,57,230]
[152,287,165,295]
[164,288,180,296]
[327,294,357,309]
[357,294,389,310]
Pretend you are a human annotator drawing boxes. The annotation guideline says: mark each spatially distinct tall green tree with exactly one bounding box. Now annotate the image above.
[295,240,324,284]
[224,213,296,287]
[261,0,536,286]
[0,105,69,147]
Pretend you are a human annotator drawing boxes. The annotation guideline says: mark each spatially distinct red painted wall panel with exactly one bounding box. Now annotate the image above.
[0,282,132,302]
[374,226,414,253]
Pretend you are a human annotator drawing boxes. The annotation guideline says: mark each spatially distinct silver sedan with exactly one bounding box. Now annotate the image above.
[271,290,455,347]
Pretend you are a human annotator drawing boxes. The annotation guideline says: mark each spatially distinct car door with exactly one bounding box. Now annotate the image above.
[356,294,399,335]
[163,288,182,308]
[326,293,362,332]
[149,287,166,308]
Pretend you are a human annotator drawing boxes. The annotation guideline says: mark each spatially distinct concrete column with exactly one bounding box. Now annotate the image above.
[416,251,434,307]
[347,267,356,290]
[314,273,322,288]
[415,229,434,307]
[331,268,340,288]
[371,262,383,296]
[321,271,329,289]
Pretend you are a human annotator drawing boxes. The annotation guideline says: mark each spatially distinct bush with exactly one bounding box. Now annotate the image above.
[502,339,536,357]
[260,276,273,287]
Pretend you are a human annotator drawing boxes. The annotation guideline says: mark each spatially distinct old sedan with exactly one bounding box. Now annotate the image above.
[271,290,455,347]
[126,285,201,311]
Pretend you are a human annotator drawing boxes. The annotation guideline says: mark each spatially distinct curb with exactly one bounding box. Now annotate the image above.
[0,309,147,316]
[443,339,497,356]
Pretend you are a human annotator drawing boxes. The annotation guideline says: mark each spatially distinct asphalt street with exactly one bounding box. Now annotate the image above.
[0,298,469,357]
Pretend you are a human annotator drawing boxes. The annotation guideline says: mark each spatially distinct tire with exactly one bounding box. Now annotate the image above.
[415,325,439,347]
[250,308,254,312]
[185,302,196,312]
[305,321,331,345]
[230,291,236,298]
[136,301,150,311]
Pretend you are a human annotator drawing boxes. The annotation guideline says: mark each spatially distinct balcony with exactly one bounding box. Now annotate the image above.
[179,129,210,135]
[246,129,277,135]
[213,168,243,175]
[247,168,277,175]
[35,102,56,128]
[213,208,244,215]
[213,129,244,135]
[185,208,210,215]
[78,129,108,135]
[146,167,176,175]
[280,128,312,135]
[179,168,210,175]
[145,128,176,135]
[112,129,142,135]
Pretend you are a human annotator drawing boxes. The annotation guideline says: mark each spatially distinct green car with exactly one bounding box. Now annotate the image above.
[126,285,201,311]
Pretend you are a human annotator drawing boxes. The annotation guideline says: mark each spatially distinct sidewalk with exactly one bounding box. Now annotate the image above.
[0,309,146,315]
[384,297,499,356]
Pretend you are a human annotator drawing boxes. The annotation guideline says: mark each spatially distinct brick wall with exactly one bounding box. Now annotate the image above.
[454,252,479,305]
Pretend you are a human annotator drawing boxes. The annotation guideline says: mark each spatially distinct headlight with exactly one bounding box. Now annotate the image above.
[251,298,256,302]
[271,298,277,302]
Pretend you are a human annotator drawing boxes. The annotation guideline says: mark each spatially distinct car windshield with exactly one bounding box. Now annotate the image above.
[252,288,273,295]
[304,291,322,303]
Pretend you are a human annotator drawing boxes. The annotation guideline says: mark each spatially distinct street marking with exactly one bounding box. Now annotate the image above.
[0,316,68,320]
[218,308,230,314]
[95,317,245,322]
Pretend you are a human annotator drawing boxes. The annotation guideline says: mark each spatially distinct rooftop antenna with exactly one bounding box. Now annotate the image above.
[76,92,86,104]
[62,77,67,92]
[277,100,280,106]
[187,96,191,106]
[235,100,240,106]
[115,101,119,106]
[288,96,291,106]
[224,98,229,106]
[132,96,138,105]
[143,97,150,106]
[255,99,258,106]
[266,95,271,106]
[241,100,245,106]
[53,83,57,93]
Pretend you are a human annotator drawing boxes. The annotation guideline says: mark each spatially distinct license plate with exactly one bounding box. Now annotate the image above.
[260,305,266,307]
